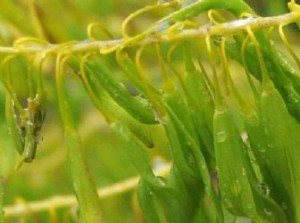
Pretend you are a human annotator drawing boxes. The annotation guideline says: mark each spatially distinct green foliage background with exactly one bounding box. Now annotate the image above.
[0,0,299,222]
[0,1,146,222]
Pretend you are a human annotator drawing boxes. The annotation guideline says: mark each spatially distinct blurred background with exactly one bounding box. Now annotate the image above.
[0,0,297,222]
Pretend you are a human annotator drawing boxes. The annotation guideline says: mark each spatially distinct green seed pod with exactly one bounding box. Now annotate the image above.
[162,90,223,222]
[182,45,215,170]
[138,177,188,223]
[82,60,154,148]
[111,122,155,181]
[214,104,257,218]
[220,33,287,222]
[116,51,148,96]
[213,96,284,221]
[244,109,288,223]
[56,55,104,223]
[137,180,161,223]
[226,31,300,123]
[65,131,104,223]
[112,121,188,223]
[86,58,157,124]
[5,94,24,155]
[259,84,300,222]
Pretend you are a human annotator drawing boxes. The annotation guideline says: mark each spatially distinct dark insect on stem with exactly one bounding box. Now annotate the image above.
[19,95,45,163]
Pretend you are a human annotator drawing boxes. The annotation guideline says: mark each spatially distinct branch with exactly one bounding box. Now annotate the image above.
[3,163,171,218]
[0,10,299,55]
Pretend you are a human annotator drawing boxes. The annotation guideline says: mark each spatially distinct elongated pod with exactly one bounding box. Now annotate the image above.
[162,90,223,222]
[243,110,287,223]
[82,60,154,148]
[5,94,24,155]
[56,55,103,223]
[214,104,257,217]
[113,121,187,223]
[259,84,300,222]
[182,45,215,170]
[86,58,157,124]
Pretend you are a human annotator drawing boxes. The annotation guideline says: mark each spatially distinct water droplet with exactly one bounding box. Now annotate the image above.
[221,183,228,190]
[241,132,248,142]
[136,97,150,107]
[291,95,299,104]
[204,185,210,192]
[258,147,266,153]
[113,90,119,98]
[264,208,273,216]
[224,198,233,208]
[231,179,241,196]
[281,202,288,210]
[155,176,166,186]
[242,168,247,176]
[264,128,269,136]
[186,141,192,146]
[246,203,254,210]
[188,154,196,167]
[258,182,270,196]
[152,156,166,171]
[250,158,256,165]
[216,131,227,143]
[153,110,166,124]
